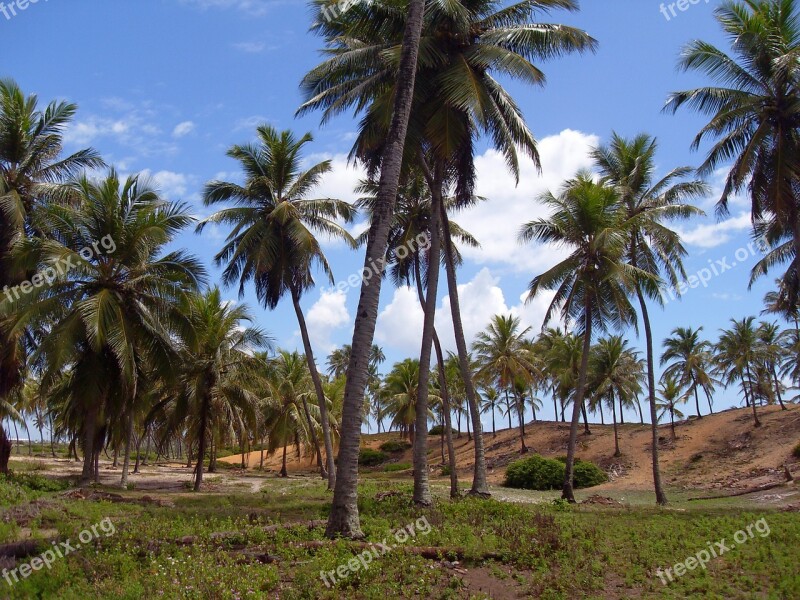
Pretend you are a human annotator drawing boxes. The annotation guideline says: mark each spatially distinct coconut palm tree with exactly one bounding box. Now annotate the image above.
[12,171,204,484]
[593,133,706,504]
[479,385,501,438]
[0,79,103,473]
[264,350,326,478]
[756,320,789,410]
[666,0,800,311]
[590,336,645,457]
[303,0,596,516]
[520,174,651,502]
[657,375,686,441]
[199,125,356,490]
[714,317,763,426]
[473,314,535,453]
[383,359,438,442]
[661,326,718,417]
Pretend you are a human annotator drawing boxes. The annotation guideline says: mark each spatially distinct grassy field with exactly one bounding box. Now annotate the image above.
[0,461,797,599]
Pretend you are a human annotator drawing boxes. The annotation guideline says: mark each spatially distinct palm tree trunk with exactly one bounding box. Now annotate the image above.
[618,396,624,424]
[552,391,559,424]
[516,392,528,453]
[692,376,702,418]
[772,368,787,410]
[194,389,212,492]
[610,392,620,457]
[636,398,645,424]
[636,287,668,505]
[80,402,99,484]
[440,205,489,496]
[280,443,288,477]
[581,400,591,435]
[563,301,593,503]
[744,363,761,427]
[492,403,496,437]
[326,0,426,540]
[120,411,133,488]
[670,407,676,440]
[599,403,605,425]
[415,261,458,498]
[0,425,10,475]
[291,287,333,486]
[411,162,444,507]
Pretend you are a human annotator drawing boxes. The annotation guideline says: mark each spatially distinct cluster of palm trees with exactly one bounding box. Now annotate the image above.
[2,0,799,539]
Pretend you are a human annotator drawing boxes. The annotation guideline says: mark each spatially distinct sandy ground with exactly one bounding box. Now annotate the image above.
[221,404,800,494]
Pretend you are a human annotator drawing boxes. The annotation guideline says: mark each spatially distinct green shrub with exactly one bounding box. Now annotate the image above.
[440,464,451,476]
[794,442,800,459]
[428,425,457,436]
[573,460,608,488]
[504,455,607,490]
[383,463,411,472]
[0,476,29,507]
[379,440,411,454]
[358,449,388,467]
[9,472,70,492]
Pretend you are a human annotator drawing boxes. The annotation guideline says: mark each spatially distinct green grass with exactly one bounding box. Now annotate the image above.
[0,476,797,598]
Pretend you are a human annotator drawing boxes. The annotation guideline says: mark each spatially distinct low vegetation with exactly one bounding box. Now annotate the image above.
[379,440,412,454]
[504,455,608,491]
[358,449,388,467]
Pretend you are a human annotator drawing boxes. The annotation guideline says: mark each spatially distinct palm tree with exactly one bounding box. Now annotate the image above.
[473,314,535,453]
[0,79,103,473]
[303,0,596,515]
[520,174,650,502]
[757,320,789,410]
[593,133,706,505]
[590,336,644,457]
[383,359,438,442]
[199,125,355,490]
[479,385,500,438]
[657,375,686,441]
[264,350,326,478]
[13,171,203,484]
[714,317,763,426]
[661,327,717,417]
[665,0,800,312]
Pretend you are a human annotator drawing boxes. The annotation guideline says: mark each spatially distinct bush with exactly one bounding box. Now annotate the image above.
[358,449,388,467]
[379,440,411,454]
[428,425,457,436]
[504,455,607,490]
[440,464,451,476]
[0,477,28,507]
[794,442,800,459]
[9,472,70,492]
[383,463,411,472]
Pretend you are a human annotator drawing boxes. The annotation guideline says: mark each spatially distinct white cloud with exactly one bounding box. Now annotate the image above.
[305,290,350,354]
[177,0,277,16]
[375,267,556,358]
[232,41,267,53]
[140,169,191,200]
[675,212,752,248]
[233,115,271,132]
[172,121,196,138]
[456,129,599,274]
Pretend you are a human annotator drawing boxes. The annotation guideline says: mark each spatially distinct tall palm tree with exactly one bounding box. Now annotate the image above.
[473,314,535,453]
[303,0,596,511]
[0,79,103,473]
[661,327,717,417]
[714,316,763,426]
[199,125,355,490]
[12,171,204,483]
[520,174,650,502]
[666,0,800,312]
[479,385,500,437]
[756,320,789,410]
[593,132,706,505]
[590,336,644,457]
[383,359,438,442]
[657,375,686,441]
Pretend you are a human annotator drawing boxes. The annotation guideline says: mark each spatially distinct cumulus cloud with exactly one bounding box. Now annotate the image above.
[172,121,196,138]
[305,290,351,354]
[675,212,752,248]
[375,268,556,358]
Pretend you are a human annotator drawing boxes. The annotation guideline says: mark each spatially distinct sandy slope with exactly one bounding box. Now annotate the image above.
[222,404,800,492]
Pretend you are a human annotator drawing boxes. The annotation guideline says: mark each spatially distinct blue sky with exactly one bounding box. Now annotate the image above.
[5,0,783,425]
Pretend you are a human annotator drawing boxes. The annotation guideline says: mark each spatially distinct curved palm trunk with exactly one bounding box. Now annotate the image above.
[691,376,702,418]
[744,363,761,427]
[291,287,333,486]
[636,399,644,424]
[636,287,668,505]
[581,400,591,435]
[415,261,459,498]
[772,368,787,410]
[552,392,559,424]
[411,163,444,507]
[440,204,489,496]
[563,301,592,503]
[326,0,426,539]
[610,392,621,457]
